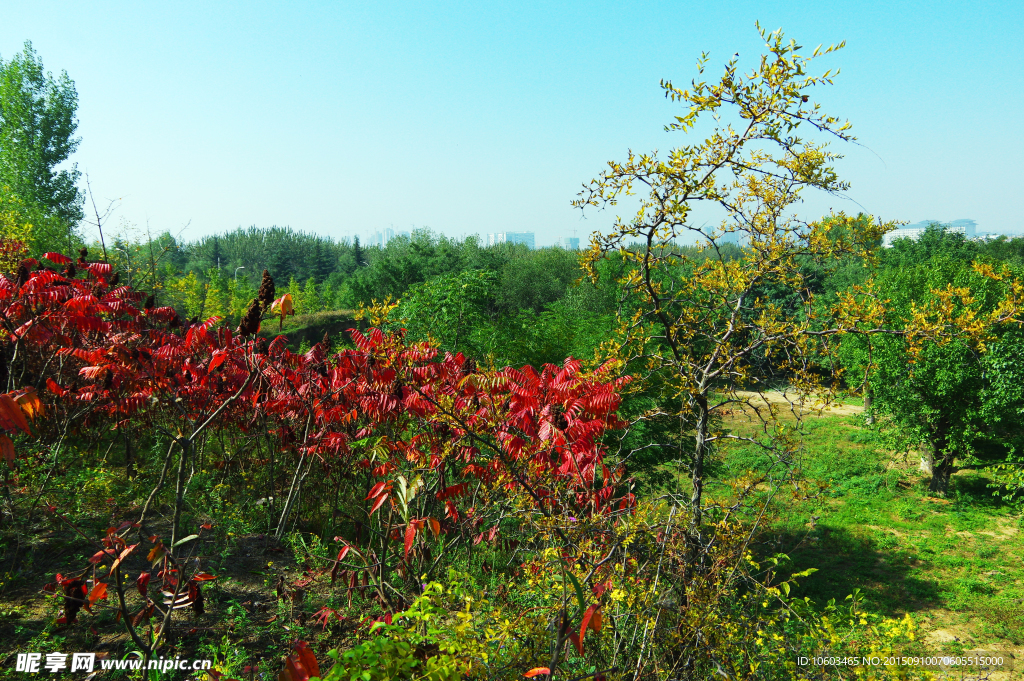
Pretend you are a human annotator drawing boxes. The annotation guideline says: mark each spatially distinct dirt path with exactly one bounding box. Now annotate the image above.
[730,390,864,416]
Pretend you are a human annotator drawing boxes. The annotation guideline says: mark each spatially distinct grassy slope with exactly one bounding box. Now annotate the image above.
[256,310,362,351]
[713,406,1024,665]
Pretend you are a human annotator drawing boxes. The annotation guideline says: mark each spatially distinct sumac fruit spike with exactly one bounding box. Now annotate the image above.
[65,263,77,279]
[144,294,155,310]
[110,271,120,287]
[257,269,275,310]
[79,247,88,262]
[14,261,30,290]
[237,298,261,336]
[62,578,88,623]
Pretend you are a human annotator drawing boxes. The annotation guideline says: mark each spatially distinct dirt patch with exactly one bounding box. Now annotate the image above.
[865,525,911,541]
[731,390,864,416]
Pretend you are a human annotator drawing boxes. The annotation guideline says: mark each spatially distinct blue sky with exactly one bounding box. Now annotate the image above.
[4,1,1022,247]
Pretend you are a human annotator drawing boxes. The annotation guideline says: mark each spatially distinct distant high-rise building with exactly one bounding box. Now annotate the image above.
[365,227,410,248]
[717,230,741,245]
[561,237,580,250]
[882,219,977,248]
[487,232,535,249]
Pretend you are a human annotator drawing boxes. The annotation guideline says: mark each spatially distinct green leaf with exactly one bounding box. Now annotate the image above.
[560,559,587,614]
[172,534,199,548]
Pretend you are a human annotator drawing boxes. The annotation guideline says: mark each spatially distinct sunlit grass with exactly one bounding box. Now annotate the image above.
[714,408,1024,652]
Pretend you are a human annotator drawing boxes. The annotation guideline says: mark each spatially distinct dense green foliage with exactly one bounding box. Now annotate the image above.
[0,41,82,250]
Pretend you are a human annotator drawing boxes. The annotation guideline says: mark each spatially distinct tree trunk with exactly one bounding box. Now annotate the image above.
[863,386,874,425]
[929,454,954,495]
[687,394,710,565]
[170,438,192,554]
[123,425,136,479]
[928,423,953,495]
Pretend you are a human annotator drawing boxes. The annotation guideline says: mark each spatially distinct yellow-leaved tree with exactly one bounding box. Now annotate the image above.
[572,27,911,651]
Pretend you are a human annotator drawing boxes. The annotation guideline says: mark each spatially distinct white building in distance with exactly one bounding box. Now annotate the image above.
[882,219,977,248]
[367,226,410,248]
[561,237,580,250]
[487,232,535,249]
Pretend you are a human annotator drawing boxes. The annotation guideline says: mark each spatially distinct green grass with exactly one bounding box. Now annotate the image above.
[714,410,1024,653]
[257,310,360,350]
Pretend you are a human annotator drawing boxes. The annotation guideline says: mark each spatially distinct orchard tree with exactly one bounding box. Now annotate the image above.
[845,230,1024,494]
[0,41,84,244]
[575,26,894,557]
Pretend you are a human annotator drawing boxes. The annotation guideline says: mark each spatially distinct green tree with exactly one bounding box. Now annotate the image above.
[320,280,336,311]
[168,271,207,319]
[204,268,229,319]
[845,229,1024,494]
[395,270,497,359]
[228,274,256,320]
[302,276,322,314]
[0,41,83,245]
[287,276,303,315]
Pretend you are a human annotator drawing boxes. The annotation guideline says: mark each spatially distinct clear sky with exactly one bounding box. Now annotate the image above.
[3,1,1022,247]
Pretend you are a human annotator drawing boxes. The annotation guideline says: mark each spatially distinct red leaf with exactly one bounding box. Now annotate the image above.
[45,378,68,397]
[428,517,441,539]
[331,544,352,584]
[110,544,138,571]
[191,572,217,581]
[43,252,73,265]
[88,582,108,603]
[209,351,227,371]
[365,481,386,500]
[404,524,416,560]
[568,631,582,655]
[524,669,551,678]
[0,435,14,469]
[368,493,389,516]
[281,642,319,681]
[136,572,150,597]
[580,604,601,647]
[0,394,31,435]
[147,543,166,564]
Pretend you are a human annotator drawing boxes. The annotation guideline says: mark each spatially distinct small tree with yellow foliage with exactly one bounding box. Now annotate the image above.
[575,26,894,562]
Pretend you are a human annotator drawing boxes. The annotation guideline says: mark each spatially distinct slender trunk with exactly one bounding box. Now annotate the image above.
[276,453,307,539]
[863,385,874,425]
[689,394,709,534]
[687,393,710,574]
[170,438,192,553]
[123,425,135,479]
[928,422,953,495]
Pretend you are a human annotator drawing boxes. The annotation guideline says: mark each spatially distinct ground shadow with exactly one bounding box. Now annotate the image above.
[949,469,1014,509]
[754,523,943,615]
